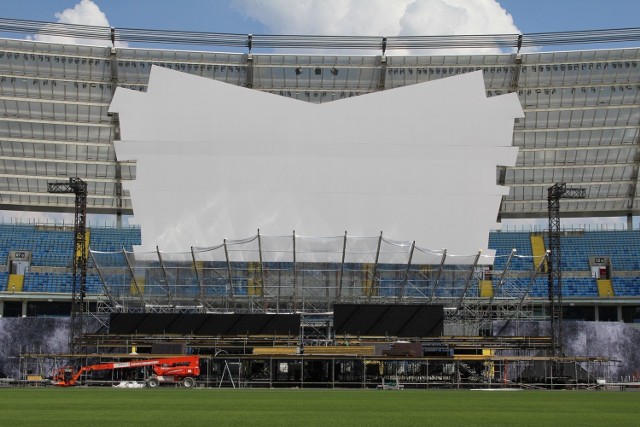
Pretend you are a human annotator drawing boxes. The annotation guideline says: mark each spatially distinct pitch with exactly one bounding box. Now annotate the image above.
[0,388,637,426]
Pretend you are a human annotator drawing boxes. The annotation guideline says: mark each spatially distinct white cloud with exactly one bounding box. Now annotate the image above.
[400,0,517,36]
[231,0,520,54]
[28,0,127,47]
[52,0,111,27]
[233,0,409,36]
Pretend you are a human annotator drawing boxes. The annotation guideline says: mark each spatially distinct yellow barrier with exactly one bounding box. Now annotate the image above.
[479,280,494,298]
[130,277,144,295]
[362,263,375,296]
[304,346,376,356]
[252,346,376,356]
[247,262,262,296]
[252,347,300,355]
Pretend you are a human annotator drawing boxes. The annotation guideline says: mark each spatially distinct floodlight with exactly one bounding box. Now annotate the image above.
[314,67,322,75]
[295,67,302,75]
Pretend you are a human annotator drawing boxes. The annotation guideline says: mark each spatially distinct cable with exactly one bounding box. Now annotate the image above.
[1,17,640,51]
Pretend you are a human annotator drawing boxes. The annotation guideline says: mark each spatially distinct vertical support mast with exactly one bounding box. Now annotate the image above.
[370,232,383,297]
[47,177,87,355]
[223,239,234,299]
[338,231,347,299]
[292,231,298,309]
[191,246,204,303]
[547,183,586,356]
[490,248,516,306]
[430,249,447,301]
[457,250,482,309]
[547,185,562,356]
[257,230,266,308]
[89,249,116,307]
[123,247,145,307]
[399,241,416,299]
[156,246,173,306]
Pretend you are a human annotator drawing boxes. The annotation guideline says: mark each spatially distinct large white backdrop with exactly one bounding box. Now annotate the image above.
[111,67,522,258]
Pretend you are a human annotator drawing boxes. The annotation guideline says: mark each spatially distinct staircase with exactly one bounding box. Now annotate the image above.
[596,279,614,297]
[530,234,547,271]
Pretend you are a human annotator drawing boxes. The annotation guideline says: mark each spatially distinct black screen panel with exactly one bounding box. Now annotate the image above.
[109,313,147,334]
[333,304,443,337]
[109,313,300,336]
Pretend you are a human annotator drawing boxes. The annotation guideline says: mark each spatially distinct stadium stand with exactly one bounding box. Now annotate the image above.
[2,223,640,303]
[0,271,7,292]
[489,230,640,299]
[0,224,140,294]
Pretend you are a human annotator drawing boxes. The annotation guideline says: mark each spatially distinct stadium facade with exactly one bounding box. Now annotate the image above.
[1,19,640,387]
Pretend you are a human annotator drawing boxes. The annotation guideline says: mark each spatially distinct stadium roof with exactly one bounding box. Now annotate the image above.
[0,19,639,220]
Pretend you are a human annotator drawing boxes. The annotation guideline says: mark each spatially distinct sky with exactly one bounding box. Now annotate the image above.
[1,0,639,230]
[1,0,640,47]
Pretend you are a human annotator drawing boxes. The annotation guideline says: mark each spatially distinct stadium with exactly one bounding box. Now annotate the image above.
[0,16,640,390]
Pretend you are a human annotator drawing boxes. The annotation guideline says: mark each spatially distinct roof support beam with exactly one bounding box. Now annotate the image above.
[0,136,115,148]
[625,136,640,211]
[0,95,109,107]
[509,51,522,93]
[519,125,638,133]
[2,116,112,127]
[0,173,125,184]
[507,180,636,187]
[518,144,640,153]
[377,54,387,91]
[502,196,631,204]
[245,52,254,88]
[507,163,636,170]
[0,155,134,166]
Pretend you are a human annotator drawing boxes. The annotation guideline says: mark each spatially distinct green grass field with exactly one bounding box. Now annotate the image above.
[0,388,638,427]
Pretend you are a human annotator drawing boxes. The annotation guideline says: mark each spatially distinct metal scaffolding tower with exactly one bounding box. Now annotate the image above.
[547,183,586,355]
[47,177,88,354]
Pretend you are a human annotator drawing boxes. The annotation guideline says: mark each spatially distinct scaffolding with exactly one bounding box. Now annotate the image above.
[16,347,615,390]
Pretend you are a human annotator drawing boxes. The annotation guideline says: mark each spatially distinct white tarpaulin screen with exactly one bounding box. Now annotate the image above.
[110,66,521,258]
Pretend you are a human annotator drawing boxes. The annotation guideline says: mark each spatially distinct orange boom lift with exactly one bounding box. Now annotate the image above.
[54,356,201,388]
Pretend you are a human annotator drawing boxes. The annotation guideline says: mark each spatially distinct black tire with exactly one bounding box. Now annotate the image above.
[147,377,160,388]
[182,377,196,388]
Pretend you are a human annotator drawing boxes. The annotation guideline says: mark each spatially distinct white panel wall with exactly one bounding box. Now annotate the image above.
[110,66,522,259]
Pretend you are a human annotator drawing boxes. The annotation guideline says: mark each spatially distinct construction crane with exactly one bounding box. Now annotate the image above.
[47,177,88,355]
[53,355,201,387]
[547,183,586,356]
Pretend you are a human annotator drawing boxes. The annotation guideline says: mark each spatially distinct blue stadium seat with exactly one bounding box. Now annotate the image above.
[0,224,141,293]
